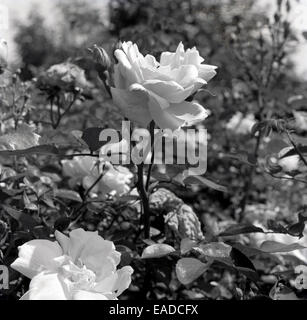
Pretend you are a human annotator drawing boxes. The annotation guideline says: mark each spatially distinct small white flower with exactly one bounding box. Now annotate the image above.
[62,157,133,197]
[226,112,256,135]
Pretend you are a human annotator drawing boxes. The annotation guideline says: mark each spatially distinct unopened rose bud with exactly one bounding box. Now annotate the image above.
[90,44,112,71]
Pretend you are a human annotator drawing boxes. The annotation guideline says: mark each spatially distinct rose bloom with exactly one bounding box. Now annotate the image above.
[111,41,217,130]
[39,62,90,92]
[61,157,133,197]
[11,228,133,300]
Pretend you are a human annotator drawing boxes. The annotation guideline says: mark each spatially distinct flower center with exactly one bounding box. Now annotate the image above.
[60,258,96,290]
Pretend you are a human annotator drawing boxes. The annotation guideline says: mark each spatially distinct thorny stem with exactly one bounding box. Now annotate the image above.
[69,173,104,227]
[50,93,78,129]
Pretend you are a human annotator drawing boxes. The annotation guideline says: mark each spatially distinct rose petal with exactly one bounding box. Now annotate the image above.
[160,51,175,66]
[114,49,140,86]
[79,237,121,278]
[11,240,63,279]
[73,290,116,300]
[198,64,217,82]
[67,229,121,278]
[166,101,209,126]
[169,65,199,88]
[143,80,195,103]
[94,273,118,293]
[144,54,159,68]
[148,94,184,130]
[110,86,151,127]
[25,272,69,300]
[67,229,99,262]
[184,47,204,65]
[113,266,134,296]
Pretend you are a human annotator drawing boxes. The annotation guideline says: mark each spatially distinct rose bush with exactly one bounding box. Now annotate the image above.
[111,41,217,130]
[11,228,133,300]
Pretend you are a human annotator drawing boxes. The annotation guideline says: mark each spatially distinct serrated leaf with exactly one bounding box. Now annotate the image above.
[176,258,209,285]
[219,223,264,236]
[141,243,175,259]
[54,189,82,203]
[184,175,228,193]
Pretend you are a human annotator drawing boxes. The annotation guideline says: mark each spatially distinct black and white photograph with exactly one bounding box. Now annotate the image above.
[0,0,307,309]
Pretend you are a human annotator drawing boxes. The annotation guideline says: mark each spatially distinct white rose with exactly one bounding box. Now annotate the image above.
[111,41,217,130]
[11,228,133,300]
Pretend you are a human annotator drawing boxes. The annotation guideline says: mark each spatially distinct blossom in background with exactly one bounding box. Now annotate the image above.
[11,228,133,300]
[111,41,217,130]
[61,156,133,197]
[225,112,256,135]
[293,111,307,131]
[38,62,90,92]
